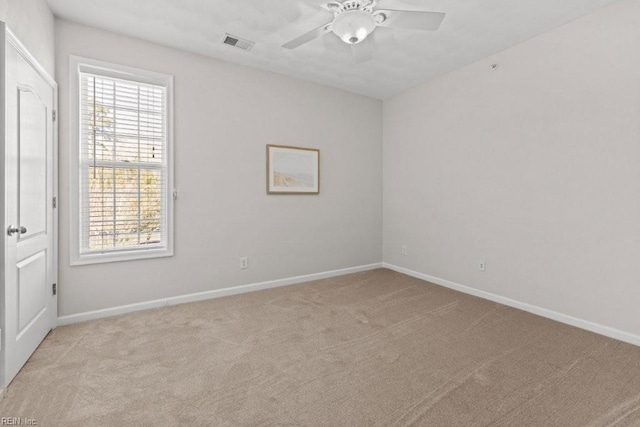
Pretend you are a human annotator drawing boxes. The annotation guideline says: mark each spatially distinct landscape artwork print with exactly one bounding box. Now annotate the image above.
[267,145,320,194]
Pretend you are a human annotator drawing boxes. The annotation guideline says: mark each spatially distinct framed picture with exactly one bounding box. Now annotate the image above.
[267,144,320,195]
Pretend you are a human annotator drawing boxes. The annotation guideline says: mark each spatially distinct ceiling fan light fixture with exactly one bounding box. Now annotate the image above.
[332,10,376,45]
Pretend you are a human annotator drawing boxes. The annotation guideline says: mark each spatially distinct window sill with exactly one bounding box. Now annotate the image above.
[70,247,173,266]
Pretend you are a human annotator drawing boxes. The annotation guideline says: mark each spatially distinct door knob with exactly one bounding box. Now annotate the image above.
[7,225,27,236]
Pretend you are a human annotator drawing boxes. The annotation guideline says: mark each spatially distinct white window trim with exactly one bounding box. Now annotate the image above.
[69,55,175,266]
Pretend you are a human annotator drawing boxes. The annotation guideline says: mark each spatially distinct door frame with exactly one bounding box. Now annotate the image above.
[0,22,58,388]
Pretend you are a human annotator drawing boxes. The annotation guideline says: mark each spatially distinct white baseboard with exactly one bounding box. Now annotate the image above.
[57,263,383,326]
[383,263,640,348]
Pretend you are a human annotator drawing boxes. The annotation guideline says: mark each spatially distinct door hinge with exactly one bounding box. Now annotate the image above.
[52,110,57,122]
[52,283,57,296]
[52,196,57,208]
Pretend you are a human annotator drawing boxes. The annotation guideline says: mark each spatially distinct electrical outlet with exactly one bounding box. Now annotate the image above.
[479,260,486,272]
[240,257,249,270]
[401,245,408,256]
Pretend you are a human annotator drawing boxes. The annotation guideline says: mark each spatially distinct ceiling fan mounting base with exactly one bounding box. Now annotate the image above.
[327,0,376,15]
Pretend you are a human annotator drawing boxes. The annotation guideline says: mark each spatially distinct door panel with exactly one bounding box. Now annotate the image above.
[17,251,47,334]
[18,88,48,239]
[3,29,57,387]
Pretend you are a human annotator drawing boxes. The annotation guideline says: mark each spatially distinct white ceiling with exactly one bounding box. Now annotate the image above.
[47,0,619,99]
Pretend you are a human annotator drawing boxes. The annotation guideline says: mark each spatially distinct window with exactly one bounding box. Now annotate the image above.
[70,57,174,265]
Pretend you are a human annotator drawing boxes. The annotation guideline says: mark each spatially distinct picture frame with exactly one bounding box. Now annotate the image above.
[267,144,320,195]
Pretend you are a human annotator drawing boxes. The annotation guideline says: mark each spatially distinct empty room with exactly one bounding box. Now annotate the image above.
[1,0,640,424]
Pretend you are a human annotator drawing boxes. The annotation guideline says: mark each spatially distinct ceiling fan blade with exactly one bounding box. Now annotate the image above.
[376,10,445,31]
[283,22,332,49]
[351,37,373,64]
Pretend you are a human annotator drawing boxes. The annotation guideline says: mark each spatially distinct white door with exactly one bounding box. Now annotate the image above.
[2,28,57,387]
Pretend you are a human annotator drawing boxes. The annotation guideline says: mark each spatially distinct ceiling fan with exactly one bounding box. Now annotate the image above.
[282,0,446,63]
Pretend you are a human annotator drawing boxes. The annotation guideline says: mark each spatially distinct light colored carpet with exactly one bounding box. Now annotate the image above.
[2,269,640,426]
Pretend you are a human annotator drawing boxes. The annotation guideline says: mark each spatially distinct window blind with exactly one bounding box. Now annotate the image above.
[79,72,168,254]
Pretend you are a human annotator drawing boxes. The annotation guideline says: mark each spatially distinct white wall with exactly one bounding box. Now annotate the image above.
[0,0,54,76]
[383,0,640,337]
[56,20,383,317]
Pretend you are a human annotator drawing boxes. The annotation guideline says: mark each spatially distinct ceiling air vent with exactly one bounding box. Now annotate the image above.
[223,34,255,51]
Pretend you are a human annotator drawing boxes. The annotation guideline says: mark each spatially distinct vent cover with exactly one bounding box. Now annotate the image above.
[223,34,255,51]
